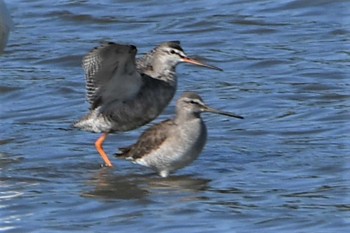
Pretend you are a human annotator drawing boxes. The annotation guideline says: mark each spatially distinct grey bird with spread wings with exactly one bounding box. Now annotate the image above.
[116,92,243,178]
[74,42,222,167]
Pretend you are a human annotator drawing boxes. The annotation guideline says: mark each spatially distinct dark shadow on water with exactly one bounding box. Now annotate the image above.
[0,152,23,169]
[82,168,211,201]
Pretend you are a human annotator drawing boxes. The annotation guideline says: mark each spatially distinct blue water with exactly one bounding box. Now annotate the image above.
[1,0,349,232]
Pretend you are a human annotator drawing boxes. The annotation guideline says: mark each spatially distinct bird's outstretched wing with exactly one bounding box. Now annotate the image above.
[116,120,176,160]
[82,42,141,109]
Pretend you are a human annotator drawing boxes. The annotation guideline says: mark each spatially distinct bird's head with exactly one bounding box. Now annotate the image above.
[153,41,223,71]
[177,92,244,119]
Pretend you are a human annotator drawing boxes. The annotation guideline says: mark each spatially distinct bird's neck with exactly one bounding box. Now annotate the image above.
[138,56,177,86]
[174,111,201,125]
[146,66,177,87]
[174,112,206,145]
[158,67,177,86]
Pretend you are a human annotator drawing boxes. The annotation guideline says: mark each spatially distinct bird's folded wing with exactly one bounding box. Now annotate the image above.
[116,120,176,160]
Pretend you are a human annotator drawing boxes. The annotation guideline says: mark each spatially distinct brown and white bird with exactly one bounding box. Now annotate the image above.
[116,92,243,177]
[74,42,222,167]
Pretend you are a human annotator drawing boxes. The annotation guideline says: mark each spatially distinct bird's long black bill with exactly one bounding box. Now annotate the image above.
[182,57,223,71]
[204,106,244,119]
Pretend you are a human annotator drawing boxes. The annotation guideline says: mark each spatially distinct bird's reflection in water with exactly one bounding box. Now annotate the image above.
[82,168,211,201]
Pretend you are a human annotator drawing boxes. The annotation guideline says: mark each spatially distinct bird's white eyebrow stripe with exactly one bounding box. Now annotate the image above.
[166,48,186,57]
[184,98,202,105]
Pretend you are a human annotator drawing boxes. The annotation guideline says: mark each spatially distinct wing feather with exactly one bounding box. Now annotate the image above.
[82,42,140,109]
[116,120,176,159]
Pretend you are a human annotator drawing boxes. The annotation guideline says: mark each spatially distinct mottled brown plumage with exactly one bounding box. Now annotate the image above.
[117,120,175,160]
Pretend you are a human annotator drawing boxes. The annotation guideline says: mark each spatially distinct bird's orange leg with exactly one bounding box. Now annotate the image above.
[95,133,113,167]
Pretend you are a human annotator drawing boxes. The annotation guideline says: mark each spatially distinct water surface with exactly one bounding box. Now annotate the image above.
[1,0,349,232]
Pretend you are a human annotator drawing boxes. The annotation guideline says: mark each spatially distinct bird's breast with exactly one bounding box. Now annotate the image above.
[179,119,207,156]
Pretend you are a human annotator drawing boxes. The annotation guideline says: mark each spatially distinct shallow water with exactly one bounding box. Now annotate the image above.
[1,0,350,232]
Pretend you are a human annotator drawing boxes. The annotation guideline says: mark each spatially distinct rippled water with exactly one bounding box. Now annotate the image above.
[1,0,350,232]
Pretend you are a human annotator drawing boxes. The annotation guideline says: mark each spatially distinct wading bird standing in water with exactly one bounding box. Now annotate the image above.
[116,92,243,177]
[74,41,222,167]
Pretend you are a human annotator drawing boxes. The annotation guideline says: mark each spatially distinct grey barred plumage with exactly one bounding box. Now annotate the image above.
[82,43,141,110]
[116,92,244,178]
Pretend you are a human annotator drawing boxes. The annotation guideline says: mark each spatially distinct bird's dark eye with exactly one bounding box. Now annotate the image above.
[170,50,176,54]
